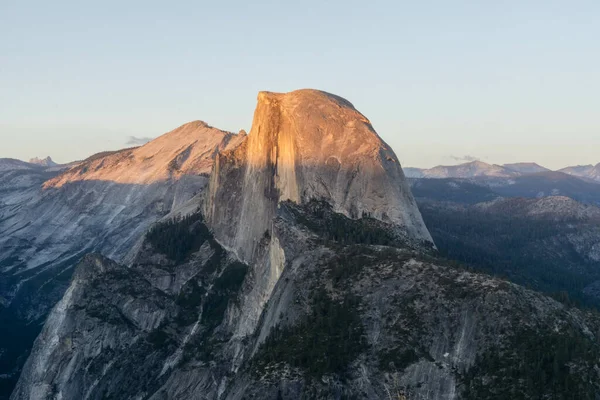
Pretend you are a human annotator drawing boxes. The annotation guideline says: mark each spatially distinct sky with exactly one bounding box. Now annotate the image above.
[1,0,598,169]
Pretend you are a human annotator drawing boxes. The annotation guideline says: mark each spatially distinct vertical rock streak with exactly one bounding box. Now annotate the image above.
[202,89,434,348]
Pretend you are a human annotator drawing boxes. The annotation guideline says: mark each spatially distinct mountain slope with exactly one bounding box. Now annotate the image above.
[409,178,500,204]
[46,121,243,188]
[416,192,600,307]
[404,161,519,179]
[502,162,550,174]
[12,202,600,400]
[12,89,600,400]
[0,159,40,172]
[205,89,432,263]
[0,121,243,397]
[560,163,600,183]
[408,170,600,206]
[491,171,600,205]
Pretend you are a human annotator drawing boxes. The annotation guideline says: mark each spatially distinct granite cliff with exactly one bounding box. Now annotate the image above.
[0,122,242,397]
[8,90,600,399]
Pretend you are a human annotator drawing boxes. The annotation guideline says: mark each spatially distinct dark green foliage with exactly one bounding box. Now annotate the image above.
[179,262,249,363]
[146,213,210,263]
[327,245,413,285]
[175,280,206,326]
[0,309,43,398]
[253,290,368,377]
[213,262,248,292]
[182,336,220,363]
[411,178,500,204]
[146,329,176,349]
[491,172,600,206]
[378,348,419,371]
[463,327,600,399]
[420,204,600,308]
[176,280,205,309]
[328,250,371,284]
[201,262,248,328]
[0,251,82,399]
[283,200,403,247]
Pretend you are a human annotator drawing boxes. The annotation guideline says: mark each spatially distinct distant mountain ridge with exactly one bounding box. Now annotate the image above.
[410,172,600,206]
[404,160,519,179]
[405,160,600,182]
[560,163,600,182]
[502,162,550,174]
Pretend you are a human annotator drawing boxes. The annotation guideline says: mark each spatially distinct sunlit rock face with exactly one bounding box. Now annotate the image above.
[202,89,433,347]
[205,89,432,263]
[1,120,243,303]
[46,121,244,188]
[0,121,243,396]
[11,90,600,400]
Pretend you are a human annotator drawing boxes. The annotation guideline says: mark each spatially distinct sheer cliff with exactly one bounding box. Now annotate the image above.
[12,204,600,400]
[204,89,432,264]
[202,89,433,343]
[9,90,600,400]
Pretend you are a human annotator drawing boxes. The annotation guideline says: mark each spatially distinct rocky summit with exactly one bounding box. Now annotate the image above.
[204,89,432,264]
[4,90,600,400]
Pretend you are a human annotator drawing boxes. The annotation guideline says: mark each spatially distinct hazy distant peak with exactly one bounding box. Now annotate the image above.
[560,164,593,173]
[29,156,57,167]
[503,162,550,174]
[559,164,600,183]
[405,160,518,179]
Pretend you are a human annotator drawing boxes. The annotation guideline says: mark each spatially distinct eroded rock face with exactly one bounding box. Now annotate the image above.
[11,89,600,400]
[205,89,432,264]
[45,121,244,188]
[12,205,600,400]
[0,122,243,397]
[201,90,434,359]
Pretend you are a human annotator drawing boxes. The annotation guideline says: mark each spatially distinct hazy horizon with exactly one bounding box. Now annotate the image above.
[1,1,598,170]
[4,126,597,172]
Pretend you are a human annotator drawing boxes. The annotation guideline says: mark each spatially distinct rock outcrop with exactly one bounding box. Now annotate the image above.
[11,204,600,400]
[205,89,432,263]
[0,122,243,397]
[9,90,600,400]
[202,89,432,347]
[28,157,57,168]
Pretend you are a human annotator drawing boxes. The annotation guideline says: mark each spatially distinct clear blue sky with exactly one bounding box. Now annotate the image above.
[1,0,598,169]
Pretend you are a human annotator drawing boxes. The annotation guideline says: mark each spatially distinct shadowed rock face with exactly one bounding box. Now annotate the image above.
[11,204,600,400]
[205,89,432,263]
[201,89,433,351]
[12,90,600,400]
[0,122,244,398]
